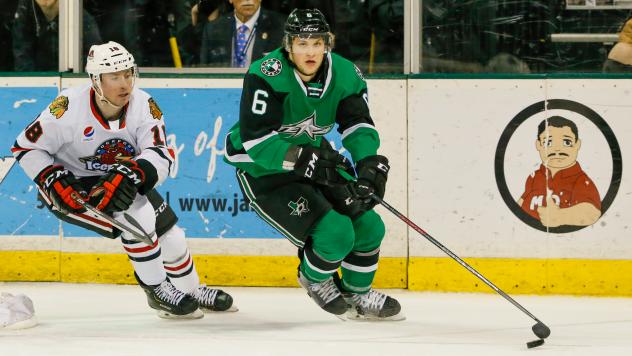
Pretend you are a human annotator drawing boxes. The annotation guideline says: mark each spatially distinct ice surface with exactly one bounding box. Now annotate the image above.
[0,282,630,356]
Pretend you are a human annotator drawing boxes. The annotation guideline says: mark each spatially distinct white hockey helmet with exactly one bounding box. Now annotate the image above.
[86,41,136,76]
[86,42,138,105]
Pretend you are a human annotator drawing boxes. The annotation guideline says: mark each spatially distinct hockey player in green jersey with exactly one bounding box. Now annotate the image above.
[224,8,403,321]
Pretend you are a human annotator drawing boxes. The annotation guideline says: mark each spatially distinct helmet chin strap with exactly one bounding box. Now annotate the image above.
[92,74,136,112]
[94,86,124,110]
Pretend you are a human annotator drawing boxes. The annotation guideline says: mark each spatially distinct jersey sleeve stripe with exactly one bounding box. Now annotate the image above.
[11,143,33,161]
[13,150,34,162]
[147,147,173,171]
[242,131,278,151]
[225,153,254,163]
[224,135,254,163]
[341,123,377,140]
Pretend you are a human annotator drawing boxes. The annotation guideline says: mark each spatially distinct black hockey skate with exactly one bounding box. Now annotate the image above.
[298,272,349,317]
[191,285,237,312]
[343,289,405,321]
[137,275,202,319]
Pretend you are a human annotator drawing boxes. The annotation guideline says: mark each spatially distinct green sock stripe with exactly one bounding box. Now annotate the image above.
[340,261,378,273]
[341,262,376,293]
[301,261,330,282]
[341,279,371,293]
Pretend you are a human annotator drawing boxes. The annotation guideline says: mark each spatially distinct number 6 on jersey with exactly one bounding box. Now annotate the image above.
[252,89,268,115]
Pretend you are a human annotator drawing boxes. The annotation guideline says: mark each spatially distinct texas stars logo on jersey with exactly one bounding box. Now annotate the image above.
[148,98,163,120]
[279,111,333,140]
[49,96,69,119]
[261,58,282,76]
[288,197,310,217]
[79,138,136,171]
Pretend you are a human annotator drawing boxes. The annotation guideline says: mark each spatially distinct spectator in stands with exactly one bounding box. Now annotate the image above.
[200,0,285,67]
[367,0,403,73]
[84,1,203,68]
[12,0,101,71]
[192,0,229,25]
[178,0,231,66]
[0,0,18,71]
[485,53,531,73]
[603,17,632,73]
[122,0,191,67]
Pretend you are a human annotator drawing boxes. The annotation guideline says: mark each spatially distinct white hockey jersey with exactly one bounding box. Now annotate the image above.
[12,83,174,187]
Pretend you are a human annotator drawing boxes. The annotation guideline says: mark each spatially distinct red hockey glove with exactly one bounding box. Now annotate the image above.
[36,165,87,214]
[89,160,145,213]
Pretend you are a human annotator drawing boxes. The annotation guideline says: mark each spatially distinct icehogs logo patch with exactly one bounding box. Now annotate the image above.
[148,98,163,120]
[261,58,282,76]
[49,96,69,119]
[79,138,136,172]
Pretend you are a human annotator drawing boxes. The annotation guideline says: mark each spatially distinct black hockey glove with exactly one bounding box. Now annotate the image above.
[354,155,390,210]
[89,160,145,213]
[290,141,352,186]
[36,165,87,214]
[321,182,365,219]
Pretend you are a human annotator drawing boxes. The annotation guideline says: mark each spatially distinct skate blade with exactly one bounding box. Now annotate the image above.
[335,313,347,321]
[200,305,239,313]
[157,308,204,320]
[1,316,38,330]
[345,310,406,322]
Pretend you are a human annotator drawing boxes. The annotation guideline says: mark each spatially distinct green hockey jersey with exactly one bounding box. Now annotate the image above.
[224,48,380,177]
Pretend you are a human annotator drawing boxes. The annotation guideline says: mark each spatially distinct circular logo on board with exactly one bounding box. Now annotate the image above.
[495,99,622,233]
[261,58,282,76]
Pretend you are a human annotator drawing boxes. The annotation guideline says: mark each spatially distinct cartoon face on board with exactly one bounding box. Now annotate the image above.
[536,117,581,171]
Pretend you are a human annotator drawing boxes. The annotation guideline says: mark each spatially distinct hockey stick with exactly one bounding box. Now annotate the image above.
[336,169,550,342]
[71,193,154,245]
[369,193,550,341]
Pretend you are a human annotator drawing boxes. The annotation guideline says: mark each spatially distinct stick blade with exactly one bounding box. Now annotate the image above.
[526,339,545,349]
[122,213,154,245]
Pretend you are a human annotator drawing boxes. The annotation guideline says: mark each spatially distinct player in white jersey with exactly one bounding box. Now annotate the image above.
[11,42,235,319]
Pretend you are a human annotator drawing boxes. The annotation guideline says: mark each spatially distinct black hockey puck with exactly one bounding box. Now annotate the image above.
[526,339,545,349]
